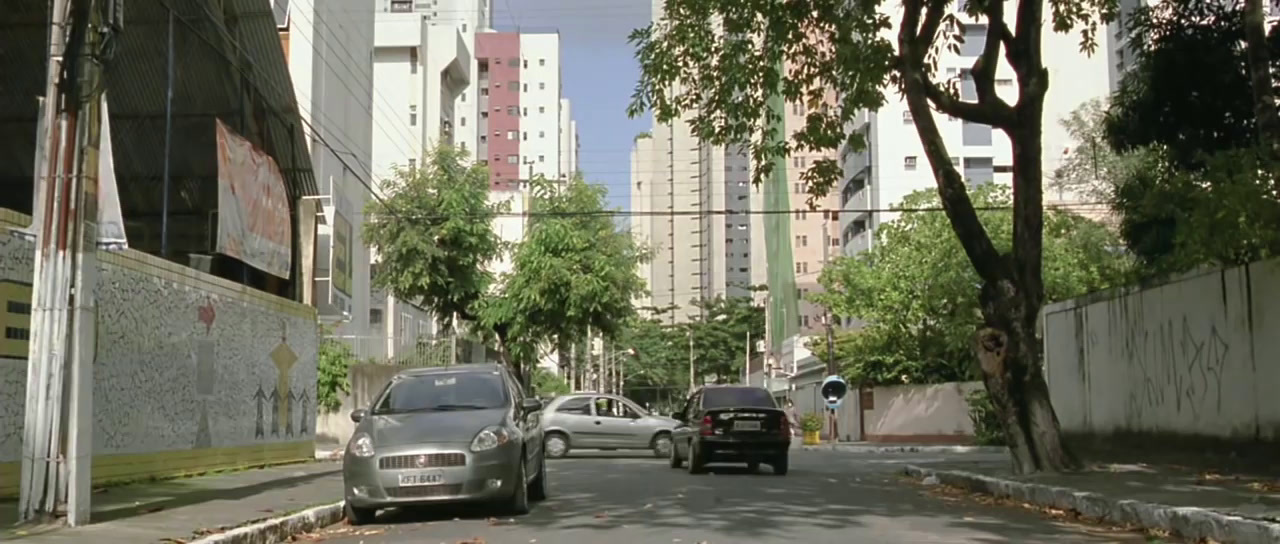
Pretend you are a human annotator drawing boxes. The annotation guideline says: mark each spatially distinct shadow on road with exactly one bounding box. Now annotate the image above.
[363,455,1155,543]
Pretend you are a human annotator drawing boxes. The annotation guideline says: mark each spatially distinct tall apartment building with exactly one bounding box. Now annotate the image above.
[276,0,376,337]
[559,98,580,177]
[474,32,567,188]
[368,0,479,359]
[837,3,1120,261]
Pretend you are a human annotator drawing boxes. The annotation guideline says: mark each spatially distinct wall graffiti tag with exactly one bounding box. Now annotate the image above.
[1123,316,1230,422]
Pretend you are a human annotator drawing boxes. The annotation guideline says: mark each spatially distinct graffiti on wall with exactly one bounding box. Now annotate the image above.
[1122,315,1231,422]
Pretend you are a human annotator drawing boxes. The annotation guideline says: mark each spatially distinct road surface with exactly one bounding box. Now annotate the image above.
[310,450,1168,544]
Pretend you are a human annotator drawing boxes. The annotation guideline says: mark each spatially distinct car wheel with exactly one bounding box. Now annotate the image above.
[771,453,789,476]
[668,438,684,469]
[687,441,706,475]
[544,432,570,459]
[344,501,377,526]
[507,456,531,515]
[528,450,548,502]
[747,461,760,473]
[652,433,673,459]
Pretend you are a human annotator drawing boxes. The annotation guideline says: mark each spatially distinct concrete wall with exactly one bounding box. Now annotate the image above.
[0,209,318,497]
[1044,259,1280,441]
[862,382,982,443]
[315,363,401,447]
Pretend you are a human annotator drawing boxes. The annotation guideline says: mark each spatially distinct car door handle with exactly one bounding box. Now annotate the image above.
[593,420,602,425]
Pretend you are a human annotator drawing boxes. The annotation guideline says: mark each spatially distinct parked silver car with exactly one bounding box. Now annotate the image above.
[341,364,547,524]
[540,393,679,458]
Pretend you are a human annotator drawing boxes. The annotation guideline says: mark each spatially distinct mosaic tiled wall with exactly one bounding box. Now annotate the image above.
[0,209,318,480]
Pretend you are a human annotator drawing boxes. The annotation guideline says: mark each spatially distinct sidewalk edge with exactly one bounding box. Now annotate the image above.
[904,465,1280,544]
[188,501,344,544]
[803,444,1005,454]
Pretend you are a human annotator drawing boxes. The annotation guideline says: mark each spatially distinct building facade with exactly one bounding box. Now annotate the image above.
[473,31,567,188]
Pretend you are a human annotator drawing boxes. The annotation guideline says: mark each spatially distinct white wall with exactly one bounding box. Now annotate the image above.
[489,189,527,278]
[559,98,573,178]
[630,135,654,308]
[862,382,983,442]
[519,33,562,180]
[1044,258,1280,441]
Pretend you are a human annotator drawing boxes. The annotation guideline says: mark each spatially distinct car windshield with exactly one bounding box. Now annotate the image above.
[372,371,508,414]
[702,387,776,409]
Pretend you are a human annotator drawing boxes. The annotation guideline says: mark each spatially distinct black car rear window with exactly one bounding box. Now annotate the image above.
[701,387,776,409]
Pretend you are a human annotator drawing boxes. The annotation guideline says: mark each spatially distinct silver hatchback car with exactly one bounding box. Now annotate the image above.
[540,393,679,458]
[341,364,547,524]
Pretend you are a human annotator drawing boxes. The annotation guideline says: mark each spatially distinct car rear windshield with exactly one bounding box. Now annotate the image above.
[372,370,509,414]
[701,387,776,409]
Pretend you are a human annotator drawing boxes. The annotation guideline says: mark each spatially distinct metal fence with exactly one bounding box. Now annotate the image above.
[324,335,485,367]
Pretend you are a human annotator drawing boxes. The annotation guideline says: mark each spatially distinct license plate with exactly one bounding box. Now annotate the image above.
[399,471,444,487]
[733,420,762,431]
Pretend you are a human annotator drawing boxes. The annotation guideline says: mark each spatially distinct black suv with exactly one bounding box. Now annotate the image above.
[668,385,791,475]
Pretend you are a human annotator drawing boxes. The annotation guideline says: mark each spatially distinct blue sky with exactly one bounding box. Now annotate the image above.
[493,0,652,211]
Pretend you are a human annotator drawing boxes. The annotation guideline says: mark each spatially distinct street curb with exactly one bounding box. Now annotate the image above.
[904,465,1280,544]
[188,501,345,544]
[803,444,1006,454]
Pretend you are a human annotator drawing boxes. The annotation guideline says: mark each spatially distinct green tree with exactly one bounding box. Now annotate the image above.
[617,312,688,404]
[630,0,1115,473]
[684,296,765,385]
[814,185,1131,388]
[477,176,651,386]
[1097,0,1280,275]
[363,145,506,340]
[531,366,571,397]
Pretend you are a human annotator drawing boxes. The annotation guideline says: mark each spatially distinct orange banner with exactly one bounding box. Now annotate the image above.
[215,119,292,278]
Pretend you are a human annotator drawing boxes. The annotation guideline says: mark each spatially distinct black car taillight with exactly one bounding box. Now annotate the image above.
[699,415,714,436]
[780,418,791,437]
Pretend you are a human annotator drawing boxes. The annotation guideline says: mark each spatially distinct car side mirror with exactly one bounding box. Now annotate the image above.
[350,408,369,423]
[521,398,543,412]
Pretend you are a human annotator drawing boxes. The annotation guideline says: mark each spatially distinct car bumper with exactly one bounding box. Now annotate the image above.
[698,436,790,460]
[342,441,521,509]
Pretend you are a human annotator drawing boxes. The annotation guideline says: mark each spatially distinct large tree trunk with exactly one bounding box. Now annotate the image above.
[1242,0,1280,193]
[896,0,1077,474]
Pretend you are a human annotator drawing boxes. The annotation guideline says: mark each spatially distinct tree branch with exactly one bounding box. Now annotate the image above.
[897,2,1009,285]
[970,0,1010,110]
[912,0,1015,128]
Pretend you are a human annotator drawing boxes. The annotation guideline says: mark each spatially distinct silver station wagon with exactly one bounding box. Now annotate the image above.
[540,393,679,458]
[341,364,547,524]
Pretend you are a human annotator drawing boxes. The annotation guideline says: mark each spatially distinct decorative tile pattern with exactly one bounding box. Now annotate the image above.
[0,226,318,463]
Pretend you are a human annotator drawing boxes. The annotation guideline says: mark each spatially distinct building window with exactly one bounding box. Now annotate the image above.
[523,83,528,92]
[460,116,466,127]
[796,235,808,247]
[509,80,518,90]
[539,82,546,90]
[539,58,546,66]
[480,135,487,143]
[522,107,528,116]
[538,130,545,138]
[369,308,383,326]
[904,156,918,170]
[480,88,488,97]
[522,131,528,140]
[461,92,467,102]
[462,23,467,32]
[408,48,418,73]
[903,110,913,124]
[390,0,412,12]
[802,315,811,327]
[507,154,519,164]
[538,154,545,162]
[830,236,839,247]
[959,24,988,56]
[523,59,528,68]
[493,82,501,89]
[508,57,519,65]
[507,106,517,116]
[409,112,417,126]
[507,130,517,140]
[398,313,410,340]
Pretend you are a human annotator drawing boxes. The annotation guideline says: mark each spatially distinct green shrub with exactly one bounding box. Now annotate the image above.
[317,339,358,413]
[965,388,1006,446]
[800,412,824,433]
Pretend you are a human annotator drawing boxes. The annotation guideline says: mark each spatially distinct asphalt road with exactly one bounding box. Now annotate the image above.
[309,450,1166,544]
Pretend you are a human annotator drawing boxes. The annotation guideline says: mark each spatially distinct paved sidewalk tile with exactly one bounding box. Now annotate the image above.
[1,461,343,543]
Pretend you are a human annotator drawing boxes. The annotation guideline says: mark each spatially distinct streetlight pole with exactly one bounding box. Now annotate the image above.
[687,328,695,393]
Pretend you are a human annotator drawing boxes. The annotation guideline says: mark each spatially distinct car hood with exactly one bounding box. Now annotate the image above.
[368,409,507,447]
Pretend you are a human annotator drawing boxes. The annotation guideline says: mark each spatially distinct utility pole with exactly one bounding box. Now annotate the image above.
[744,330,751,385]
[568,341,577,393]
[687,328,695,393]
[449,312,458,366]
[821,222,838,441]
[21,0,111,525]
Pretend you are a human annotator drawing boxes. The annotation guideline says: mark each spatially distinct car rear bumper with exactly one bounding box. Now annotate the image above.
[342,442,521,509]
[697,436,790,460]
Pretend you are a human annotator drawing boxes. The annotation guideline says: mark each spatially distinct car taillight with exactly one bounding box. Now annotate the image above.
[780,418,791,437]
[699,415,714,436]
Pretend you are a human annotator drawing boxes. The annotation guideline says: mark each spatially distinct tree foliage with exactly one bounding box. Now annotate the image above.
[1093,1,1280,275]
[631,0,1116,474]
[365,147,648,388]
[815,185,1131,387]
[684,296,766,384]
[363,146,505,331]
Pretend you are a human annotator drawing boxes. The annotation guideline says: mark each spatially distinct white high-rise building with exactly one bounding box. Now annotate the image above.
[837,2,1120,260]
[276,0,376,338]
[559,98,579,177]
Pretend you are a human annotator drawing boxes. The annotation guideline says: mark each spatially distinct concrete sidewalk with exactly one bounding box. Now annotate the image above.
[802,441,1005,454]
[1,461,342,543]
[906,459,1280,543]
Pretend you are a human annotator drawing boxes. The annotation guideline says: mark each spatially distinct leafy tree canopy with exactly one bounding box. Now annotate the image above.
[814,185,1132,386]
[684,296,766,384]
[363,146,505,330]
